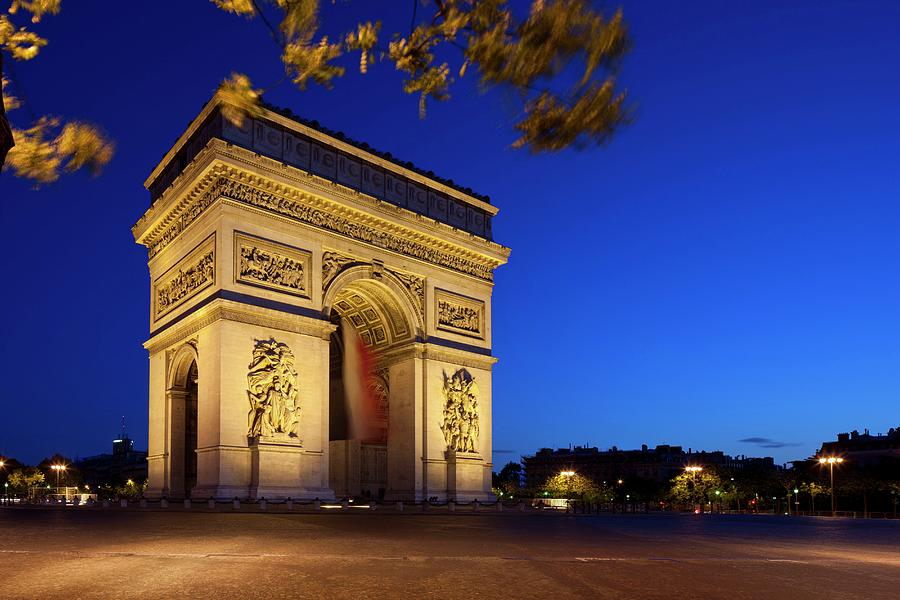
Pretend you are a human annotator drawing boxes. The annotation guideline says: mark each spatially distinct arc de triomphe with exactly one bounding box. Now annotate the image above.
[132,96,509,501]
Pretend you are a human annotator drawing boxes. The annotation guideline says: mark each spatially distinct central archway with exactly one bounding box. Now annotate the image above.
[325,270,420,500]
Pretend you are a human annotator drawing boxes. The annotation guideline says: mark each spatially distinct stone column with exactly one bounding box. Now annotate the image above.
[385,352,423,501]
[421,348,496,502]
[145,352,168,498]
[165,388,187,498]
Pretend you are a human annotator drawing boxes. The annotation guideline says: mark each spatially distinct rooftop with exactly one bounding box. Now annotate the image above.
[143,95,497,242]
[259,100,490,204]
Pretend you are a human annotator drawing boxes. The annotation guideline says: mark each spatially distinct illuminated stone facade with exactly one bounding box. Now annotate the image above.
[133,97,509,501]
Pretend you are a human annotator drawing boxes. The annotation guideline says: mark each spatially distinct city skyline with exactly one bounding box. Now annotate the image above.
[2,414,886,469]
[3,1,900,466]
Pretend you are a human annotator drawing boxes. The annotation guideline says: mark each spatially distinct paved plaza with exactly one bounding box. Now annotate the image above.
[0,509,898,599]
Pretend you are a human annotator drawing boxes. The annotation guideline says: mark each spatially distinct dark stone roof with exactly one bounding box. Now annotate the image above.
[259,100,490,204]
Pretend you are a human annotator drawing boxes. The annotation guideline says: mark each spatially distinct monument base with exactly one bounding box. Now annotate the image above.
[249,435,305,500]
[446,451,493,502]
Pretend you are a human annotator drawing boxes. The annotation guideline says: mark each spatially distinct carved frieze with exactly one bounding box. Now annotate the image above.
[440,369,479,454]
[247,338,301,440]
[234,233,311,298]
[146,176,494,282]
[434,289,485,339]
[387,268,425,316]
[153,235,216,320]
[322,250,358,291]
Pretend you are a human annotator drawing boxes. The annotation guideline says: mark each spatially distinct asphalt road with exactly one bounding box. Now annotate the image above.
[0,509,898,599]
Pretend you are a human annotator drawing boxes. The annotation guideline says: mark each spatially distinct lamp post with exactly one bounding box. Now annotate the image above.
[685,466,703,513]
[818,457,844,517]
[50,464,67,495]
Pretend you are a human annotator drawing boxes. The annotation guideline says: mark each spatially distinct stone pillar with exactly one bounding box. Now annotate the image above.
[145,352,168,498]
[165,389,188,499]
[421,347,496,501]
[385,352,423,501]
[328,439,361,498]
[184,314,335,500]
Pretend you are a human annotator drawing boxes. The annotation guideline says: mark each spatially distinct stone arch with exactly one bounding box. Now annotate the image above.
[325,270,422,500]
[167,342,199,390]
[165,342,199,499]
[323,266,424,343]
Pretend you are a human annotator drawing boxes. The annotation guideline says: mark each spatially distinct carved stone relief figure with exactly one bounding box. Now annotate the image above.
[247,338,301,439]
[387,268,425,316]
[437,300,480,333]
[240,245,305,291]
[322,251,356,290]
[155,250,214,318]
[440,369,480,453]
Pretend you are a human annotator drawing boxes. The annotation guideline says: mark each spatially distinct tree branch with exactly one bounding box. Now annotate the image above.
[0,53,14,168]
[252,0,286,50]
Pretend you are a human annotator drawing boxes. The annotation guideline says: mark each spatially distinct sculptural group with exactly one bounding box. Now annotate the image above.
[247,338,301,439]
[440,369,480,453]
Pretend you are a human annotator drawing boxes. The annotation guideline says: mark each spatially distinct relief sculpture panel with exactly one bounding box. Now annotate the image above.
[234,233,311,298]
[153,235,216,320]
[434,288,485,339]
[247,338,301,440]
[440,369,479,454]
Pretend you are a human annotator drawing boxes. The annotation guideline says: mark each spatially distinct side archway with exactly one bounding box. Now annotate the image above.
[165,343,199,499]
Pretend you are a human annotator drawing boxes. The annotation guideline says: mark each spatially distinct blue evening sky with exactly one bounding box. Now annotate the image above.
[2,1,898,465]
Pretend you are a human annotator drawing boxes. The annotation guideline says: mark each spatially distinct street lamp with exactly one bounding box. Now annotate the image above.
[818,457,844,517]
[50,464,67,492]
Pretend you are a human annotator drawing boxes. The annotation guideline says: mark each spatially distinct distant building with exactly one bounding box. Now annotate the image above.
[76,434,148,486]
[523,444,775,489]
[817,427,900,467]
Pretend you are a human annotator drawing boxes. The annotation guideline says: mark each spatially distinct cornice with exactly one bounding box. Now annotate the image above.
[422,343,498,370]
[132,142,222,242]
[139,140,508,258]
[375,342,498,371]
[144,298,336,355]
[135,143,509,281]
